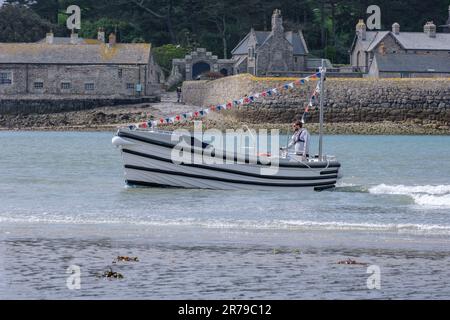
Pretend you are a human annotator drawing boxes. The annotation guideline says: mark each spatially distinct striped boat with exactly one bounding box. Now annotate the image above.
[112,128,341,191]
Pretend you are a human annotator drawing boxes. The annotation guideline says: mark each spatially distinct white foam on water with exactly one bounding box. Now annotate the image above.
[412,194,450,207]
[368,184,450,207]
[2,214,450,235]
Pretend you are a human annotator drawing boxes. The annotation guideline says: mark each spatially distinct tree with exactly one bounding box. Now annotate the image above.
[6,0,59,23]
[0,4,54,42]
[128,0,177,43]
[79,17,144,43]
[153,44,188,75]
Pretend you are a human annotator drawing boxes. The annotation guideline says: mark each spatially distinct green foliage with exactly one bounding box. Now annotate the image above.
[0,4,55,42]
[78,18,143,43]
[153,44,189,75]
[2,0,450,64]
[324,46,336,62]
[6,0,59,23]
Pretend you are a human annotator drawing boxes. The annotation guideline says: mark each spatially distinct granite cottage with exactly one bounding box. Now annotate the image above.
[0,29,164,97]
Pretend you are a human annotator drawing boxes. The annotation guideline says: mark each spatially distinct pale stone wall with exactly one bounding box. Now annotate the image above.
[182,74,450,125]
[0,63,160,96]
[257,33,294,75]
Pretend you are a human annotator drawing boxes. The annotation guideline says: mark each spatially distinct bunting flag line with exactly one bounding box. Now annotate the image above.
[301,76,323,124]
[131,71,322,129]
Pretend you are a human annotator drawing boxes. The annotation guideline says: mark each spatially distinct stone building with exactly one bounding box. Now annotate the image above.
[167,9,312,85]
[350,6,450,78]
[0,30,164,97]
[167,48,234,87]
[231,9,309,76]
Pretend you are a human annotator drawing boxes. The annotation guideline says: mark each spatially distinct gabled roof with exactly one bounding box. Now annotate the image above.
[0,43,151,64]
[374,53,450,73]
[352,30,450,53]
[350,31,389,53]
[231,30,308,55]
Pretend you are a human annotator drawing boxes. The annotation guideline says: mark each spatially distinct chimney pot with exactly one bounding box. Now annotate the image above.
[70,30,79,44]
[356,19,367,40]
[109,33,117,46]
[271,9,284,34]
[424,21,436,38]
[392,23,400,35]
[97,27,105,43]
[46,31,54,44]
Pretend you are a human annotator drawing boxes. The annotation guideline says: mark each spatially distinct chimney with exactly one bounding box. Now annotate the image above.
[271,9,284,35]
[424,21,436,38]
[108,33,117,46]
[356,19,367,40]
[97,27,105,43]
[438,6,450,33]
[70,30,79,44]
[46,30,54,44]
[392,22,400,35]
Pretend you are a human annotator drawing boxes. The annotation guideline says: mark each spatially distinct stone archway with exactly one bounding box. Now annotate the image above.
[192,61,211,79]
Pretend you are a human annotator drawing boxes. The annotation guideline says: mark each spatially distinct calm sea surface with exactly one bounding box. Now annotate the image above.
[1,131,450,299]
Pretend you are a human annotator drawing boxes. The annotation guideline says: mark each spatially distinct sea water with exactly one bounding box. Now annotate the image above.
[0,131,449,299]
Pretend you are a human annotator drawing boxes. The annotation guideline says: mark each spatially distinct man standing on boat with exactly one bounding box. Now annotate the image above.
[287,120,310,160]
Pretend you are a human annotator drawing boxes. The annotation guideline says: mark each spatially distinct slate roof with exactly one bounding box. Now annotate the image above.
[391,32,450,50]
[353,31,450,52]
[231,31,308,55]
[0,43,151,64]
[374,54,450,73]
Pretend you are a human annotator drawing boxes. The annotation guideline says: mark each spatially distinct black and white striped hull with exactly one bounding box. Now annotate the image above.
[113,129,341,191]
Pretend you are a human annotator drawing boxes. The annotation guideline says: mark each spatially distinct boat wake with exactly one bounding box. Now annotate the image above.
[368,184,450,207]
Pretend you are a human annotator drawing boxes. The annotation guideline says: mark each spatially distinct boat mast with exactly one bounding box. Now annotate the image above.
[318,59,326,161]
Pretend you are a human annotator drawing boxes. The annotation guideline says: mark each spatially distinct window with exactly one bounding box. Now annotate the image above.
[118,69,123,78]
[0,72,12,85]
[85,83,95,91]
[61,82,71,90]
[126,83,135,90]
[34,82,44,89]
[248,47,255,58]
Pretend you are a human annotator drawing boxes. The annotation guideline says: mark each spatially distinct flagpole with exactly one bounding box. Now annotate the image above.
[318,59,326,161]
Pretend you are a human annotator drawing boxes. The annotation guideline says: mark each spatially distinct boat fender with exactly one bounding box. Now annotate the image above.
[112,136,135,147]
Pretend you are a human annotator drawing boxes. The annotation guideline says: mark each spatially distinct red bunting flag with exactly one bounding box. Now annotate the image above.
[132,71,320,128]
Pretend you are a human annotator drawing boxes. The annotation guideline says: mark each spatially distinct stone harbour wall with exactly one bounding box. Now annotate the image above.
[182,74,450,125]
[0,95,159,115]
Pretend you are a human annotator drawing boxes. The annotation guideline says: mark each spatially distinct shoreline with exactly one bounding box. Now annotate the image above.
[1,93,449,135]
[1,120,450,135]
[0,118,450,136]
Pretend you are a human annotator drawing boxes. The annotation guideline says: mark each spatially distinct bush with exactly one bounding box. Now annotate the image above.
[153,44,189,76]
[198,72,225,80]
